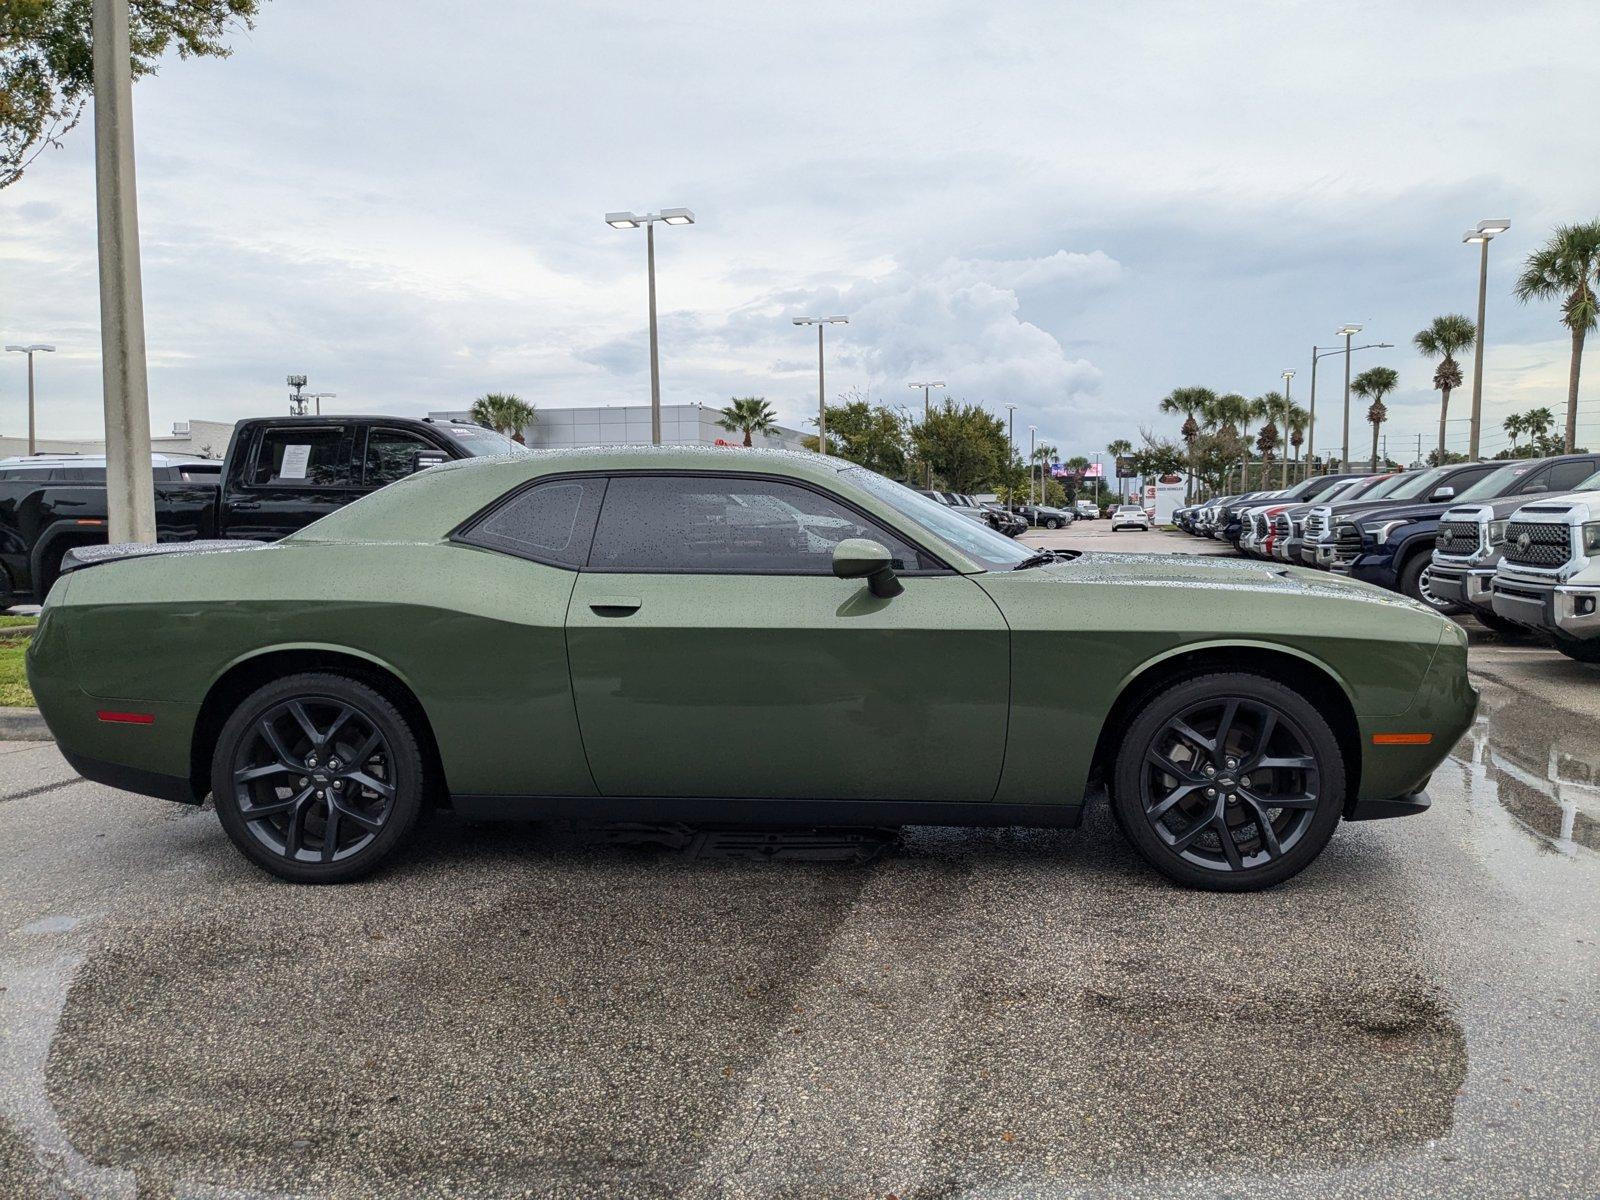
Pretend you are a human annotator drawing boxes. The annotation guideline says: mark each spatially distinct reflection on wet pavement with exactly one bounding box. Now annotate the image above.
[1452,687,1600,853]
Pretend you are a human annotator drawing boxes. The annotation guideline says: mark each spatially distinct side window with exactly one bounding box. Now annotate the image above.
[587,475,933,574]
[458,477,606,569]
[248,427,353,487]
[364,428,436,487]
[1541,459,1599,493]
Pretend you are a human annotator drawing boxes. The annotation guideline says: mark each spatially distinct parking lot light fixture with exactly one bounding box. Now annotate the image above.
[605,207,696,444]
[1464,218,1510,459]
[6,342,56,455]
[1280,369,1295,486]
[794,316,849,454]
[1337,325,1362,471]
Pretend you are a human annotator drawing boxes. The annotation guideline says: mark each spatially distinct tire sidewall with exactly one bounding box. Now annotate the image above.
[1110,672,1347,892]
[1400,552,1461,615]
[211,672,425,884]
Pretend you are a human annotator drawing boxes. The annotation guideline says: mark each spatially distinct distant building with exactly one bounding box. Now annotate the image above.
[0,418,238,461]
[426,403,809,451]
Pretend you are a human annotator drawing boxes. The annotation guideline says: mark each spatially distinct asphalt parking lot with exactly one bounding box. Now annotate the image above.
[1,536,1596,1199]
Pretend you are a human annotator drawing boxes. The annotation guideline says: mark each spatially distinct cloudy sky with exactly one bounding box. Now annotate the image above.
[3,0,1598,462]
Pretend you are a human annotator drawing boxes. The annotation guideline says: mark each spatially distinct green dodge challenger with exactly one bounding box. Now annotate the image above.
[27,448,1476,890]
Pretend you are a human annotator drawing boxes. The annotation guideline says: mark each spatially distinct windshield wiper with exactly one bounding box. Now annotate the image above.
[1012,551,1059,570]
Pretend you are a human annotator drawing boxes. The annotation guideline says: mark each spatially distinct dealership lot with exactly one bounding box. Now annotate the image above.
[1,535,1595,1199]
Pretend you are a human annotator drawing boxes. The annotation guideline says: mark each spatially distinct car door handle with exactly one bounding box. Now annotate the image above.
[231,500,261,510]
[589,597,642,617]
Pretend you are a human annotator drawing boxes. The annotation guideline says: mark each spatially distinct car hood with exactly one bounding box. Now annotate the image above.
[1353,500,1450,525]
[1014,551,1431,608]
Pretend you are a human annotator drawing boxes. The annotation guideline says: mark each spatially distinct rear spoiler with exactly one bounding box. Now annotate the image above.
[60,540,265,576]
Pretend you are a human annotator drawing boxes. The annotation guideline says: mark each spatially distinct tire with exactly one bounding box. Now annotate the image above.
[1110,672,1346,892]
[211,672,426,883]
[1472,609,1533,640]
[1552,636,1600,664]
[1398,552,1462,615]
[1045,518,1061,529]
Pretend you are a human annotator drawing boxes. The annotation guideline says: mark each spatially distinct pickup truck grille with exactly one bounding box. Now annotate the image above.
[1275,514,1293,539]
[1304,511,1328,541]
[1253,514,1270,539]
[1502,520,1572,568]
[1435,520,1483,557]
[1331,519,1364,561]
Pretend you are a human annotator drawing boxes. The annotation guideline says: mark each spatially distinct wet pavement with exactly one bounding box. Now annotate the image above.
[1,606,1597,1196]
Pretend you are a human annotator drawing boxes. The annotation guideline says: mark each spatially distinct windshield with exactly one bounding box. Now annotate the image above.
[843,468,1032,570]
[1452,460,1540,502]
[442,424,533,457]
[1376,466,1450,502]
[1357,472,1415,500]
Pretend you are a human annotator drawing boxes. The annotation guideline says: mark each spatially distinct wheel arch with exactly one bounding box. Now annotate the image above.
[1088,641,1362,811]
[189,644,448,807]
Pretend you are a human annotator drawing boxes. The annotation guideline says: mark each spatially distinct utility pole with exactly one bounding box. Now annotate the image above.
[1338,324,1361,475]
[1280,369,1295,488]
[1464,220,1510,457]
[1004,403,1017,501]
[94,0,156,544]
[910,381,945,487]
[4,344,55,455]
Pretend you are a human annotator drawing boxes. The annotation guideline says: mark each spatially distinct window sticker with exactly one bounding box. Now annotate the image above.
[278,444,312,480]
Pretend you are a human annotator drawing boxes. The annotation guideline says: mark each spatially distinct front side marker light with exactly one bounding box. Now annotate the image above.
[1372,732,1433,746]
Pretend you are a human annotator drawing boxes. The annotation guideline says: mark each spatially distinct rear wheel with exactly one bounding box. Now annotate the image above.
[211,672,425,883]
[1045,518,1061,529]
[1110,672,1346,891]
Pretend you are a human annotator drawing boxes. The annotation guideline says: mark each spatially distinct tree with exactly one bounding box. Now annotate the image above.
[1523,406,1558,455]
[1413,315,1475,460]
[1106,437,1133,501]
[909,400,1011,492]
[802,396,908,474]
[1207,392,1250,440]
[1284,402,1309,473]
[1503,410,1527,454]
[1157,386,1215,501]
[1256,421,1280,466]
[717,396,778,447]
[1514,221,1600,453]
[470,392,535,442]
[1029,442,1059,503]
[1351,366,1398,470]
[2,0,264,189]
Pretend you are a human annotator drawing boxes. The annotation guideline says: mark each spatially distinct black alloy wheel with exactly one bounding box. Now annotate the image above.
[212,673,425,882]
[1111,672,1345,891]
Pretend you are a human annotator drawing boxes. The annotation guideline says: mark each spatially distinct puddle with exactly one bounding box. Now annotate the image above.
[1451,688,1600,853]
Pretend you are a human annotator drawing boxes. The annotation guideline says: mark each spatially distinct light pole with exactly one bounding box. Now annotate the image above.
[1004,403,1017,499]
[909,380,946,485]
[794,316,848,454]
[1307,340,1392,473]
[1464,219,1510,459]
[605,208,695,445]
[1337,324,1362,472]
[1280,369,1295,487]
[4,343,55,455]
[305,391,337,416]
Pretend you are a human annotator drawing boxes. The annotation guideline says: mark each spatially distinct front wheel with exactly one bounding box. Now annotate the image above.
[1399,553,1462,615]
[1110,673,1346,891]
[1045,518,1061,529]
[211,672,426,883]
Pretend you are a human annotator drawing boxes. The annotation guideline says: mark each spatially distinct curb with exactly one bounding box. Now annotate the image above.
[0,707,51,742]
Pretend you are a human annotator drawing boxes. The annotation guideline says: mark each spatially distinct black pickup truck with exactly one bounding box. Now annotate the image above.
[0,415,524,606]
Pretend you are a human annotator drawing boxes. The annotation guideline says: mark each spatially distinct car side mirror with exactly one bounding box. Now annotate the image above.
[1429,485,1454,501]
[410,449,450,474]
[832,538,903,598]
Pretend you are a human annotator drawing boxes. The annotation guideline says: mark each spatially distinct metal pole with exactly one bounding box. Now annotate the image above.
[817,324,826,455]
[924,385,932,487]
[646,222,661,445]
[26,350,37,456]
[1028,428,1035,506]
[1280,375,1291,488]
[1468,235,1489,459]
[1307,347,1318,476]
[1341,332,1353,473]
[94,0,156,545]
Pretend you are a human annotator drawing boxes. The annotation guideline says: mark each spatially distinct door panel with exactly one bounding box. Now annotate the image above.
[565,572,1009,802]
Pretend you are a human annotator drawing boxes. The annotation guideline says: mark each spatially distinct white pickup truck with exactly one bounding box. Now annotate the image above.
[1489,487,1600,662]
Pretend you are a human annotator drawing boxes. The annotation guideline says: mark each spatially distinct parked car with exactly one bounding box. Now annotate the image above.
[979,502,1029,537]
[917,489,994,528]
[1431,457,1600,632]
[1110,504,1151,531]
[1299,462,1502,572]
[30,448,1474,891]
[0,416,524,607]
[1271,474,1397,564]
[1014,504,1075,529]
[1488,472,1600,661]
[1349,453,1600,612]
[1235,475,1370,556]
[1074,499,1101,519]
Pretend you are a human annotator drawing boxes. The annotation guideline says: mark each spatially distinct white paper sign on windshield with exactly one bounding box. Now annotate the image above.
[278,444,312,480]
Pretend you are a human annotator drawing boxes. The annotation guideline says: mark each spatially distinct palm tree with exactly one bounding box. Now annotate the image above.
[1514,221,1600,452]
[1158,387,1215,500]
[1256,421,1279,467]
[470,393,536,443]
[1525,405,1557,452]
[1030,442,1058,502]
[1503,411,1526,454]
[1207,392,1249,439]
[1413,315,1475,460]
[1284,402,1309,478]
[1107,438,1133,500]
[1351,366,1398,470]
[717,396,778,447]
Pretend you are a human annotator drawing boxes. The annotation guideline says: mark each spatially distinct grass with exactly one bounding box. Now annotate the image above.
[0,632,33,707]
[0,614,37,629]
